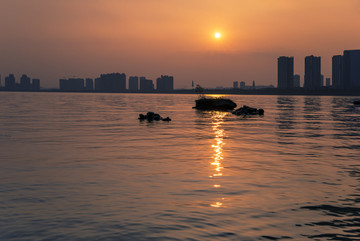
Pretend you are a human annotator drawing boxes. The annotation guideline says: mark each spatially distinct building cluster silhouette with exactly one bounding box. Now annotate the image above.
[59,73,174,92]
[277,49,360,90]
[157,75,174,91]
[0,74,40,91]
[233,80,274,90]
[59,78,90,92]
[1,50,358,94]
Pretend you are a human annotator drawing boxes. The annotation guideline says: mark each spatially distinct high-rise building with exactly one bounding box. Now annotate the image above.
[304,55,321,90]
[129,76,139,91]
[332,50,360,90]
[156,75,174,91]
[293,74,300,88]
[239,81,246,89]
[95,73,126,92]
[277,56,294,89]
[233,81,238,89]
[20,74,31,90]
[32,79,40,90]
[5,74,16,90]
[139,77,154,92]
[343,50,360,89]
[59,78,85,91]
[332,55,344,89]
[85,78,93,91]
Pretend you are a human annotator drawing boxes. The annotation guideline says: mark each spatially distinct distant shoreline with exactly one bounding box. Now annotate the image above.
[1,88,360,96]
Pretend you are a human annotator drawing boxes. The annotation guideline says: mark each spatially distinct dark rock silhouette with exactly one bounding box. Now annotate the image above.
[232,105,264,116]
[138,114,147,120]
[354,100,360,105]
[193,97,237,110]
[139,112,171,122]
[154,113,161,121]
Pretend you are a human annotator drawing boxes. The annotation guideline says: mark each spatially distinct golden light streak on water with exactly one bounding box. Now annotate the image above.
[209,111,227,208]
[206,94,226,98]
[210,202,223,208]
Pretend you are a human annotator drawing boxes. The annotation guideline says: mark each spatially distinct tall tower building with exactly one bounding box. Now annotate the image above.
[304,55,321,90]
[239,81,246,89]
[332,55,343,89]
[5,74,16,90]
[129,76,139,91]
[277,56,294,89]
[233,81,238,89]
[343,50,360,89]
[20,74,31,90]
[139,77,154,92]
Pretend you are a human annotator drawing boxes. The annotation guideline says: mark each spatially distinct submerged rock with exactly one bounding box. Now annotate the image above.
[193,97,237,110]
[138,112,171,122]
[232,105,264,116]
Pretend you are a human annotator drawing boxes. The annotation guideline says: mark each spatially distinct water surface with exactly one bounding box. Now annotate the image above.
[1,92,360,240]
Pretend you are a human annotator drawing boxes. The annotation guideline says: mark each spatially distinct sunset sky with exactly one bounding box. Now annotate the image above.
[1,0,360,88]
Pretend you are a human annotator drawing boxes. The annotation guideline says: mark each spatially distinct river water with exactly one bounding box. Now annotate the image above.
[1,92,360,240]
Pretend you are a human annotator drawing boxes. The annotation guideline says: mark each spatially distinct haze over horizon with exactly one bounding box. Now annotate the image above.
[1,0,359,89]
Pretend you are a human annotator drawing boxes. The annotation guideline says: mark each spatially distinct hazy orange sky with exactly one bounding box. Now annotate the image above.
[1,0,360,88]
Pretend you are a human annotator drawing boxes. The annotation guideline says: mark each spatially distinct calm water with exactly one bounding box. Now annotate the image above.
[1,92,360,241]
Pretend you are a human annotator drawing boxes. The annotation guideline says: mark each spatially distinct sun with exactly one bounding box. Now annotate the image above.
[214,32,221,39]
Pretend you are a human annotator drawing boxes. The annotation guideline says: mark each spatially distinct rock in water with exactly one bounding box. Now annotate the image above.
[138,114,146,120]
[138,112,171,122]
[194,97,237,110]
[232,105,264,116]
[162,117,171,121]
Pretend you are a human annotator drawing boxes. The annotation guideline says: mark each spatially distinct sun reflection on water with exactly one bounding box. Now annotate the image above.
[209,111,227,208]
[206,94,226,99]
[210,202,223,208]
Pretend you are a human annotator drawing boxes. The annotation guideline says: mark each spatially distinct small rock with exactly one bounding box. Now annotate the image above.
[138,112,171,122]
[232,105,264,116]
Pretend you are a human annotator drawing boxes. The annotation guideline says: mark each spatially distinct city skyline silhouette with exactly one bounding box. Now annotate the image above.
[1,1,360,89]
